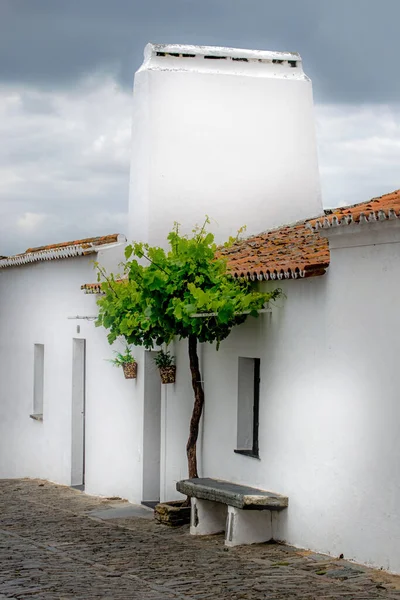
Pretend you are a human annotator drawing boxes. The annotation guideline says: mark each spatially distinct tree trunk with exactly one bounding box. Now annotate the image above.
[186,334,205,479]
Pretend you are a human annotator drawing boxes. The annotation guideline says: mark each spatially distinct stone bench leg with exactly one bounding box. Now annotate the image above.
[225,506,273,547]
[190,497,227,536]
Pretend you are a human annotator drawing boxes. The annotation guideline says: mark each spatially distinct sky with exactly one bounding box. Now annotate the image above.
[1,0,399,255]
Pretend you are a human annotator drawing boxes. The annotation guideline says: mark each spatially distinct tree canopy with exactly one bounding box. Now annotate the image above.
[96,220,281,349]
[95,219,283,480]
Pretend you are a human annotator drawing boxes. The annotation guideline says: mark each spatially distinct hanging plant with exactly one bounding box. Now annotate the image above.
[109,347,137,379]
[154,350,176,384]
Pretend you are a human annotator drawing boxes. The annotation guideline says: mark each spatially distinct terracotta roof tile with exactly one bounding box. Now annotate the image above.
[0,234,126,269]
[25,234,124,254]
[81,278,127,294]
[309,189,400,231]
[82,223,329,292]
[219,221,329,281]
[81,282,103,294]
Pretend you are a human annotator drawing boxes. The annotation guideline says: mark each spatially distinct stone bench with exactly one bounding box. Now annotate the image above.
[176,477,288,547]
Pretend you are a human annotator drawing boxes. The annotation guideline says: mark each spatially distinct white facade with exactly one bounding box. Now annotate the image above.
[129,43,322,245]
[0,244,144,503]
[160,219,400,573]
[0,256,95,484]
[3,220,400,572]
[2,42,400,576]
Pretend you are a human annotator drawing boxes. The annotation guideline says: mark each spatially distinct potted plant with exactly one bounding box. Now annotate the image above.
[109,347,137,379]
[154,350,176,384]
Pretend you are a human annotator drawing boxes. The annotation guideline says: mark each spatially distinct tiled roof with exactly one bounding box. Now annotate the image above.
[219,221,329,281]
[81,223,329,292]
[309,189,400,231]
[0,234,126,269]
[81,282,105,294]
[81,278,126,294]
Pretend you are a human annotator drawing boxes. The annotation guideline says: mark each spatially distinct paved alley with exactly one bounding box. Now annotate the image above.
[1,479,400,599]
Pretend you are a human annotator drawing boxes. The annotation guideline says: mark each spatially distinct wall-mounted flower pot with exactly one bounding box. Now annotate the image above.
[122,362,137,379]
[159,365,176,384]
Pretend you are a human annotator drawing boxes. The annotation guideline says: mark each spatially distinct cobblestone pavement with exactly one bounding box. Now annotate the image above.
[1,480,400,599]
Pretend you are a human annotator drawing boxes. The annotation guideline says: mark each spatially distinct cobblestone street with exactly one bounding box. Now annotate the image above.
[1,480,400,599]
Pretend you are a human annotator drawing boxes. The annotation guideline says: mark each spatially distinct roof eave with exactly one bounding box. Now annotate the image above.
[0,236,126,269]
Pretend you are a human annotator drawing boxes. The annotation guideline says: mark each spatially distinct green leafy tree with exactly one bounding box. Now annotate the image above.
[96,220,282,480]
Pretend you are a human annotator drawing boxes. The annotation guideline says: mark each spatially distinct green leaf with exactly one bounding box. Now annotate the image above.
[93,217,284,351]
[173,304,183,320]
[183,303,197,315]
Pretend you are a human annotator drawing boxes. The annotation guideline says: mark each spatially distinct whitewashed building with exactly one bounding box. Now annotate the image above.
[1,43,400,573]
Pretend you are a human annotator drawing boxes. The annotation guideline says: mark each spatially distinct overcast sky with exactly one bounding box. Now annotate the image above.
[1,0,399,255]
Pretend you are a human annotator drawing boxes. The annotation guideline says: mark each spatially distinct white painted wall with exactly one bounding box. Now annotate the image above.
[0,256,98,484]
[166,220,400,573]
[0,245,147,505]
[83,325,145,503]
[129,43,322,246]
[4,215,400,573]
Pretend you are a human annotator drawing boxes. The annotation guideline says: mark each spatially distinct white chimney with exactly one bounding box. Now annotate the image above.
[129,43,322,246]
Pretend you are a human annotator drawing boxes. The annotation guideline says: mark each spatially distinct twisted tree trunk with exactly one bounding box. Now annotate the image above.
[186,334,205,479]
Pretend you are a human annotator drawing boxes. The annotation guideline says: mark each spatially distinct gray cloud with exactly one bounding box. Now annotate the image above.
[316,104,400,207]
[0,77,130,255]
[0,0,399,103]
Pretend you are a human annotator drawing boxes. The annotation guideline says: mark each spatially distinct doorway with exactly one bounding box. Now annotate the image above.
[142,351,161,507]
[71,338,86,489]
